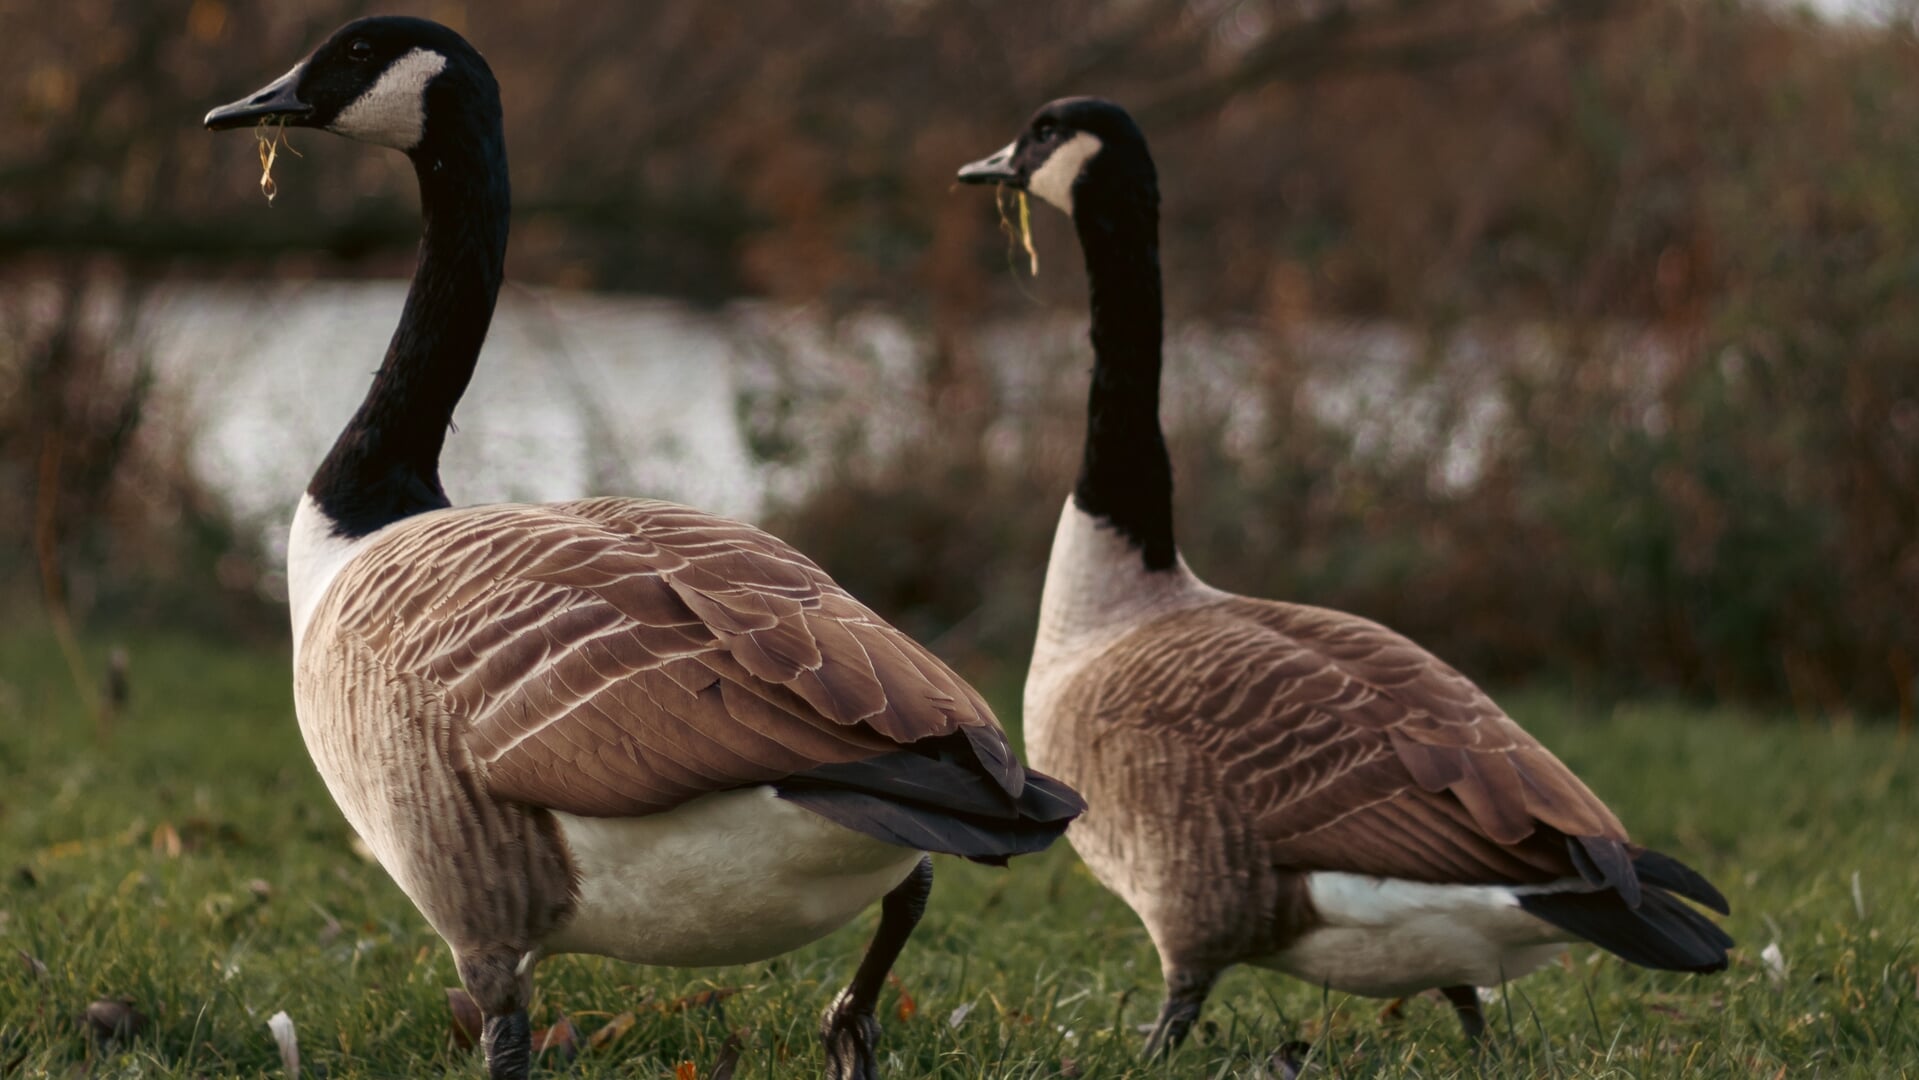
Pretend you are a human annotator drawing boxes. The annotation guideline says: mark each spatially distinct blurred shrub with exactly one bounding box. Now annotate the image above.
[760,1,1919,719]
[3,0,1914,715]
[0,263,279,638]
[764,314,1914,719]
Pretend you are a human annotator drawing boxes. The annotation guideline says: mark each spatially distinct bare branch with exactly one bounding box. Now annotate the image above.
[1139,0,1619,129]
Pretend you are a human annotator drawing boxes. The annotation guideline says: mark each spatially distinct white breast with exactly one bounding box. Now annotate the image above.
[286,494,381,655]
[1264,873,1575,997]
[1024,498,1220,709]
[542,788,923,968]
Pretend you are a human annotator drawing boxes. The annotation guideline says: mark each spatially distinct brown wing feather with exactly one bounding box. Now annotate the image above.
[311,497,1021,818]
[1076,596,1626,885]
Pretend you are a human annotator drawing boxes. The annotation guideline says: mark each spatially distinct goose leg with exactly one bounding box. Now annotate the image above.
[821,855,933,1080]
[1440,985,1486,1044]
[1142,965,1220,1057]
[482,1012,531,1080]
[459,949,534,1080]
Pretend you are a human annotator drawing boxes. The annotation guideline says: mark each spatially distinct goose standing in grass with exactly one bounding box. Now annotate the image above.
[956,97,1731,1057]
[202,18,1080,1079]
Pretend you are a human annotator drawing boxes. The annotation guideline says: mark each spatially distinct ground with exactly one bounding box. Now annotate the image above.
[0,631,1913,1078]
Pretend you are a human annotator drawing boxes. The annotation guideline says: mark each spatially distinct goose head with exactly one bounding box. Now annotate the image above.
[956,96,1155,218]
[204,15,498,156]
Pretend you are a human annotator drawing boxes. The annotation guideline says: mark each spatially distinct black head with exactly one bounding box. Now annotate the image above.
[956,97,1155,218]
[204,16,497,154]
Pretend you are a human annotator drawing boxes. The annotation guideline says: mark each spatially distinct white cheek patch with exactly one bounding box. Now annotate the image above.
[1029,132,1103,215]
[329,48,448,150]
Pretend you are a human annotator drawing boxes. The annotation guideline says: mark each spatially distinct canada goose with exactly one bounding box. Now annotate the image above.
[203,18,1080,1079]
[956,98,1731,1055]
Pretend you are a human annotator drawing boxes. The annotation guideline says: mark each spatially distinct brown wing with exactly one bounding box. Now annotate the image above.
[1078,596,1628,886]
[311,497,1021,816]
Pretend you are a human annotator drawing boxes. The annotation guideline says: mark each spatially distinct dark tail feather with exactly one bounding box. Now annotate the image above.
[1631,848,1730,915]
[1568,835,1641,907]
[775,743,1083,866]
[1519,885,1733,973]
[778,772,1080,865]
[1562,837,1729,915]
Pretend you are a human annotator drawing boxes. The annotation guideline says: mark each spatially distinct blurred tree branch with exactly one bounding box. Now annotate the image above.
[1141,0,1621,127]
[2,0,1914,711]
[0,0,1623,288]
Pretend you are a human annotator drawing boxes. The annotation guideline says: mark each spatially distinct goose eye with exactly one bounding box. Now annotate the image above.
[1033,121,1057,141]
[348,39,374,61]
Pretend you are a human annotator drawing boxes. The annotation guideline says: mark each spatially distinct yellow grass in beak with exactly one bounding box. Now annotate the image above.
[256,117,302,205]
[995,185,1039,277]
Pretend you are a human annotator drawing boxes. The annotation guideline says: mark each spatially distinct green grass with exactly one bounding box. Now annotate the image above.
[1,631,1914,1078]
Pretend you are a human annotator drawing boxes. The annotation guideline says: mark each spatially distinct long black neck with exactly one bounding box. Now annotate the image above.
[307,106,509,538]
[1071,173,1174,571]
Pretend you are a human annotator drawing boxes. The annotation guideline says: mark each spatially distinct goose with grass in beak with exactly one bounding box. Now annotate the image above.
[205,19,1082,1079]
[957,96,1731,1059]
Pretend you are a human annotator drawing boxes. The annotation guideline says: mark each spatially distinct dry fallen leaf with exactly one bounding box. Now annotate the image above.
[533,1016,577,1062]
[587,1010,636,1051]
[446,987,482,1049]
[81,999,148,1045]
[674,1060,698,1080]
[151,822,182,858]
[889,973,916,1022]
[267,1010,300,1078]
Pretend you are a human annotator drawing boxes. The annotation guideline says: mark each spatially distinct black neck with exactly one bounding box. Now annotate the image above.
[307,113,509,537]
[1070,178,1174,571]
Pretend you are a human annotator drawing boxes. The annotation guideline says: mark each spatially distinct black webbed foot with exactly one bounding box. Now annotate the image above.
[820,988,883,1080]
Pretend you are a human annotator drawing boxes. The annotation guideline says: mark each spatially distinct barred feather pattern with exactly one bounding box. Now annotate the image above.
[300,496,1024,820]
[294,632,579,954]
[1028,592,1633,966]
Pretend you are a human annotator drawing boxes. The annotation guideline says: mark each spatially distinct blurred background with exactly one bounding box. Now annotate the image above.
[4,0,1916,719]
